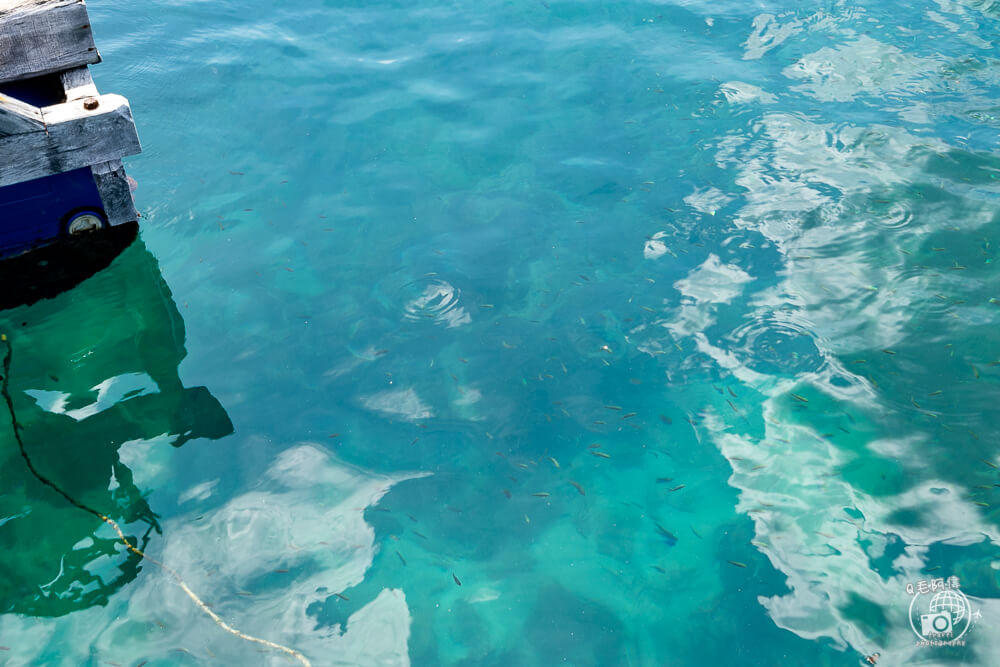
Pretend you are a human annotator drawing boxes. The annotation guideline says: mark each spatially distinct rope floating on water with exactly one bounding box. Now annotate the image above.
[1,334,311,667]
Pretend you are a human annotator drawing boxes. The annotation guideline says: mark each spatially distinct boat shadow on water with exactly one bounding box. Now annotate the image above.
[0,224,233,617]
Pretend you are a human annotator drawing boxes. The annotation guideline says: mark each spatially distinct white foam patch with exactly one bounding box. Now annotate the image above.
[783,35,932,102]
[178,479,219,504]
[673,254,753,304]
[362,387,433,421]
[642,231,676,260]
[684,186,733,215]
[719,81,777,105]
[743,13,803,60]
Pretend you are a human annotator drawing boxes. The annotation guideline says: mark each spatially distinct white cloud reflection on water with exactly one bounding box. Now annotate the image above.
[638,64,1000,663]
[0,443,427,665]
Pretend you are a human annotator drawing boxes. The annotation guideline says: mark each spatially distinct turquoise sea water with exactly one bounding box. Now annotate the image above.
[3,0,1000,664]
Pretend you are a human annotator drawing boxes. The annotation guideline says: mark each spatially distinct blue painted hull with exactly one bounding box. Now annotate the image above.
[0,168,106,259]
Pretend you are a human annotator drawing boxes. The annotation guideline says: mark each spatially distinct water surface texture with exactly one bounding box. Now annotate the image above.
[2,0,1000,664]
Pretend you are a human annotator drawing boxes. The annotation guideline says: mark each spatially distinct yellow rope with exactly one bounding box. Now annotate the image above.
[1,334,311,666]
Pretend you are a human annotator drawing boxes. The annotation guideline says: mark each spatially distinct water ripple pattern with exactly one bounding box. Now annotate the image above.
[1,0,999,665]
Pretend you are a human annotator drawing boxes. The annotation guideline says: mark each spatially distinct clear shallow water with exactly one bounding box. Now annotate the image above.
[2,0,1000,664]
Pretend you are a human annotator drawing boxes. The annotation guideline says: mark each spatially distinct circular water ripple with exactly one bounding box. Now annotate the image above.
[726,312,826,376]
[882,266,954,319]
[843,195,914,231]
[400,277,470,328]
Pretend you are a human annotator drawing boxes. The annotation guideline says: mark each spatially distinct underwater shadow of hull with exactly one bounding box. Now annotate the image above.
[0,225,235,617]
[0,222,139,312]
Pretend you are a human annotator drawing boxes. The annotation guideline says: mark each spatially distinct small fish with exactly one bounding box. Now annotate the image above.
[690,525,702,539]
[569,480,586,496]
[273,569,289,574]
[524,514,530,524]
[623,412,638,419]
[656,477,674,483]
[549,457,560,468]
[413,531,428,539]
[479,304,494,309]
[727,386,737,398]
[328,433,340,438]
[791,393,809,403]
[727,560,747,568]
[532,492,550,497]
[655,523,678,545]
[881,349,896,355]
[974,501,990,507]
[605,405,622,411]
[503,489,512,499]
[396,551,407,566]
[659,415,673,425]
[335,592,350,601]
[452,573,462,586]
[983,459,999,470]
[651,565,666,574]
[669,484,685,492]
[591,451,611,459]
[588,443,603,449]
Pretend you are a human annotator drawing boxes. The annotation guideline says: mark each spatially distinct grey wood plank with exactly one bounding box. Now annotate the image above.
[0,92,44,135]
[0,93,140,187]
[0,0,99,84]
[60,65,98,100]
[91,159,137,226]
[0,1,53,15]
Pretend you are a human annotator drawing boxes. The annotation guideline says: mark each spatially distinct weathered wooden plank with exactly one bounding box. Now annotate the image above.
[0,1,55,14]
[0,0,99,84]
[60,65,98,100]
[0,92,44,135]
[0,1,62,13]
[91,159,137,225]
[0,94,140,187]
